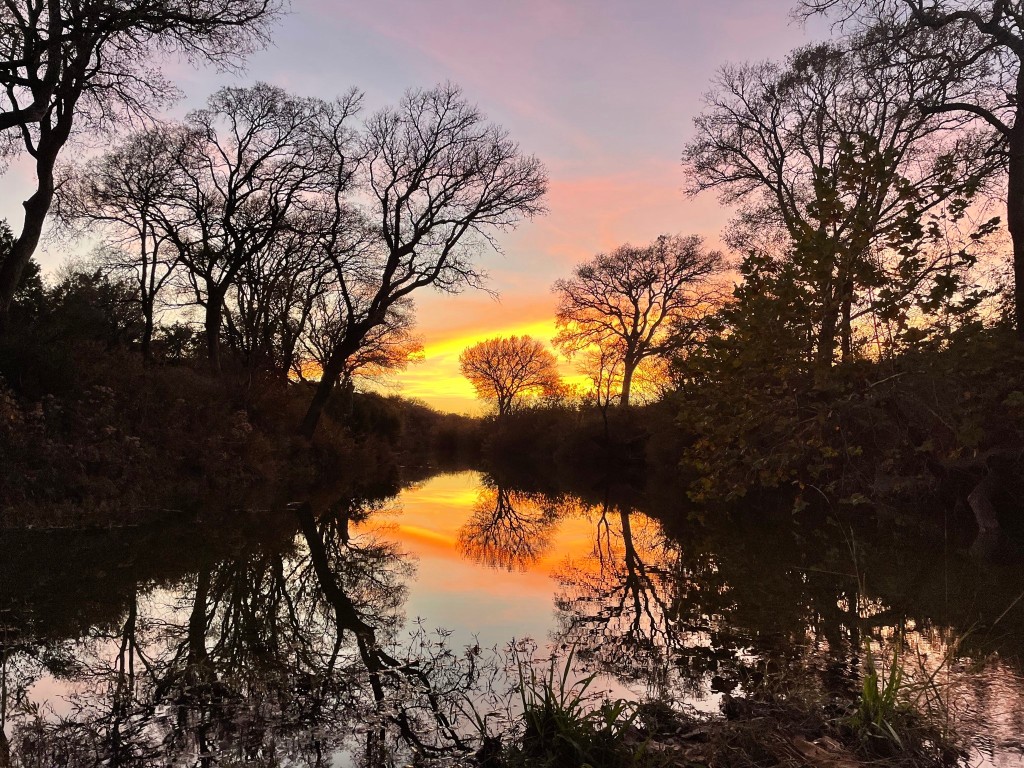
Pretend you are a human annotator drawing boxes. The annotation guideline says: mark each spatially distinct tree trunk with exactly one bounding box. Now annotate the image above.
[815,299,840,383]
[299,345,349,438]
[1007,119,1024,341]
[620,360,635,407]
[968,473,1001,534]
[204,284,225,373]
[299,318,379,438]
[188,567,211,667]
[0,142,61,330]
[141,305,154,362]
[840,278,853,363]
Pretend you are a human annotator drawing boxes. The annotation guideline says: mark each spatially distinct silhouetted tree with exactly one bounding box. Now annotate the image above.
[143,85,360,370]
[553,234,723,407]
[298,84,548,437]
[223,223,330,376]
[57,126,189,359]
[46,267,144,349]
[459,335,561,416]
[800,0,1024,340]
[299,293,423,388]
[684,38,999,373]
[0,0,279,328]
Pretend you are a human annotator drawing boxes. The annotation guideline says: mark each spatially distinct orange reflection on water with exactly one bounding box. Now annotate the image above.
[352,472,606,643]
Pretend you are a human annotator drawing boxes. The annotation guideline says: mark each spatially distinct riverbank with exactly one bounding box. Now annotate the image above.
[486,672,963,768]
[0,345,479,525]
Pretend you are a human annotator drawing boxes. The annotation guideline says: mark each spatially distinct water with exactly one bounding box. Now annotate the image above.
[1,469,1022,766]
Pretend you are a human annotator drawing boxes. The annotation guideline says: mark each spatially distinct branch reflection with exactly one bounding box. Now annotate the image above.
[457,483,560,571]
[0,498,482,767]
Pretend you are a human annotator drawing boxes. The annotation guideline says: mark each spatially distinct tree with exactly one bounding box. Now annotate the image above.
[0,0,279,328]
[553,234,723,407]
[298,84,547,437]
[459,335,561,416]
[57,125,188,360]
[684,37,1000,372]
[457,484,559,571]
[799,0,1024,340]
[137,85,360,370]
[223,223,329,376]
[298,294,423,387]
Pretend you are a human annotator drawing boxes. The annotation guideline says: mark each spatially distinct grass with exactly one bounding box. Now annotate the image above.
[475,645,650,768]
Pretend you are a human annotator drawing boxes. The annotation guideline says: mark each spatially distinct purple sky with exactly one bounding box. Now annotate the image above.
[2,1,826,411]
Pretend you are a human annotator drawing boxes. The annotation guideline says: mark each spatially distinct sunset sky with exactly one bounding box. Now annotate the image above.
[0,1,825,413]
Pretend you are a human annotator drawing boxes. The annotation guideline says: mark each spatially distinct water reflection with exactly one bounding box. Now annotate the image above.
[1,471,1023,766]
[457,484,560,571]
[0,500,476,766]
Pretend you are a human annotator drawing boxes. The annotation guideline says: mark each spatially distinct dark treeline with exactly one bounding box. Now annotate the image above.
[3,0,1024,540]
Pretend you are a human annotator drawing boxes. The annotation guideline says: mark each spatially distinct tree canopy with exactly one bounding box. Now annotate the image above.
[459,335,562,416]
[0,0,280,327]
[553,234,723,406]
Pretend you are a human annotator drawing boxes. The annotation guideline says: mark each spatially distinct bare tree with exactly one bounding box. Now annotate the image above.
[684,36,1000,371]
[553,234,723,407]
[459,335,561,416]
[224,223,330,376]
[0,0,279,328]
[57,125,189,359]
[298,84,547,437]
[148,84,362,371]
[298,292,423,387]
[457,484,559,571]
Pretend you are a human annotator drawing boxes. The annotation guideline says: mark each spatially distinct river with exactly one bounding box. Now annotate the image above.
[1,469,1022,766]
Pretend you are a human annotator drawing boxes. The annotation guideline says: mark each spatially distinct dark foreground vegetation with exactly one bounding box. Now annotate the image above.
[0,260,480,523]
[481,659,962,768]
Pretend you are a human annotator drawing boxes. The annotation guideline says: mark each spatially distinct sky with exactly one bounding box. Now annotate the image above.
[0,0,826,413]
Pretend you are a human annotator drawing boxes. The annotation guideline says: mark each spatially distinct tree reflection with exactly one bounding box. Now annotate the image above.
[457,484,560,571]
[3,475,1023,766]
[0,498,482,767]
[550,490,869,702]
[552,494,686,696]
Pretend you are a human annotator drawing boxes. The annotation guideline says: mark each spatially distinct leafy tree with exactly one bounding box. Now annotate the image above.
[46,267,144,349]
[0,0,279,327]
[800,0,1024,340]
[553,234,723,406]
[0,223,43,325]
[684,38,1000,375]
[459,335,562,416]
[299,84,548,437]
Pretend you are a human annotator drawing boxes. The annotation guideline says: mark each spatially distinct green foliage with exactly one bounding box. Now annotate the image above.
[502,647,646,768]
[852,642,908,748]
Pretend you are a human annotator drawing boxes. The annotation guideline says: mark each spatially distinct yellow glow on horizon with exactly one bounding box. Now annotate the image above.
[390,316,591,413]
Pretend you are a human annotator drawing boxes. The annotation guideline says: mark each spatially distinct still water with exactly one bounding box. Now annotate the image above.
[1,470,1022,766]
